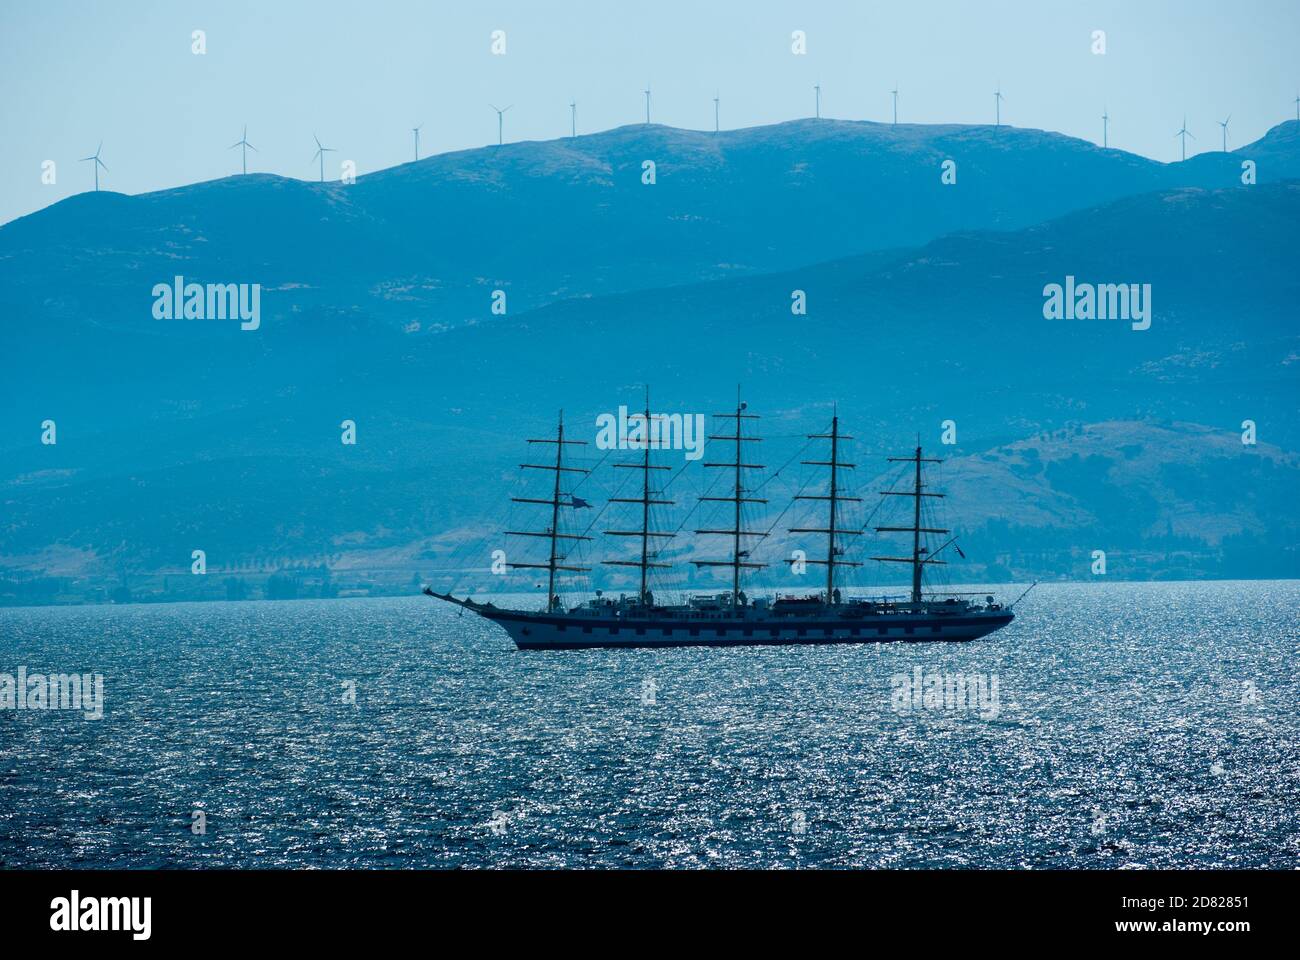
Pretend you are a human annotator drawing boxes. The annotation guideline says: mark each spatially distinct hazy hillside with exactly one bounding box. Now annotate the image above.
[3,119,1289,345]
[2,122,1297,602]
[429,181,1300,444]
[942,421,1300,582]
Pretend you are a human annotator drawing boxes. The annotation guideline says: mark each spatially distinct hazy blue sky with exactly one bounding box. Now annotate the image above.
[1,0,1296,224]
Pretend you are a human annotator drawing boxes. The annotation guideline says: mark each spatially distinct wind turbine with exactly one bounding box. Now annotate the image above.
[1102,107,1109,148]
[644,84,651,124]
[412,125,422,161]
[994,86,1005,127]
[814,82,821,119]
[713,91,719,133]
[1175,115,1194,161]
[490,104,512,145]
[1218,114,1231,152]
[80,142,107,191]
[891,84,899,126]
[570,100,576,138]
[311,134,336,182]
[229,126,256,175]
[1294,92,1299,123]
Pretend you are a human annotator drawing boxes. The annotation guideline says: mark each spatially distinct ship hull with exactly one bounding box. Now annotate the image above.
[472,608,1014,650]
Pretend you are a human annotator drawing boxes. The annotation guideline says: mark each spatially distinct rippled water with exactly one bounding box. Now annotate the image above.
[1,581,1296,868]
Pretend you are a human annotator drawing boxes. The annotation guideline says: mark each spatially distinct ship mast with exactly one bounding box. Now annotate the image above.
[872,444,947,605]
[507,410,592,612]
[790,412,861,603]
[603,388,675,605]
[691,387,767,606]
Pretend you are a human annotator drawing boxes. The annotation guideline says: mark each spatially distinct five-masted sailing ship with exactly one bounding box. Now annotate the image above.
[425,392,1015,649]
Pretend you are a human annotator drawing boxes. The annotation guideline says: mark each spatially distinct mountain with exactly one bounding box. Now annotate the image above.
[428,181,1300,445]
[1186,116,1300,180]
[943,421,1300,581]
[6,414,1296,605]
[2,122,1298,601]
[3,119,1292,345]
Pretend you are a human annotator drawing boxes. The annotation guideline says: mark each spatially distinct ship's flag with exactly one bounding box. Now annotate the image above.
[569,496,592,509]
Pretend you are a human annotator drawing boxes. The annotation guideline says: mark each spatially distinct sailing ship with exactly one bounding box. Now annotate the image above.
[425,393,1019,649]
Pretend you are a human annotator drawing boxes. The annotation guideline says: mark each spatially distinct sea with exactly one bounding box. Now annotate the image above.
[1,580,1296,869]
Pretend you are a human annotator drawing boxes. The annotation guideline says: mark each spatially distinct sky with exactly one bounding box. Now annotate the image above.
[1,0,1297,225]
